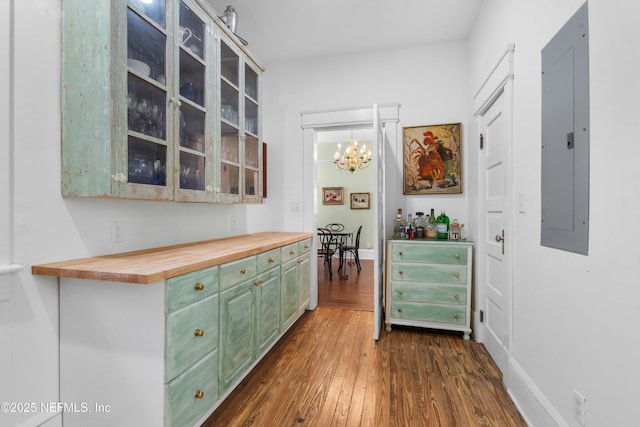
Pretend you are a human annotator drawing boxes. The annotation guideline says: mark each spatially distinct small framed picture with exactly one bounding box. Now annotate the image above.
[350,192,370,209]
[322,187,344,205]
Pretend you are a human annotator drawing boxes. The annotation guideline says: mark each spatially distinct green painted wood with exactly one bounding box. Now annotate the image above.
[392,262,467,284]
[297,254,311,311]
[165,349,218,427]
[255,269,281,355]
[166,266,218,313]
[61,0,116,197]
[165,294,219,381]
[280,258,299,330]
[391,282,467,304]
[391,243,468,265]
[219,256,257,290]
[298,238,312,255]
[391,301,466,325]
[256,248,280,273]
[280,243,299,264]
[219,280,255,392]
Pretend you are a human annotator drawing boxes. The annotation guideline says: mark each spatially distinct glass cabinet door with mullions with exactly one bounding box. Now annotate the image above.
[125,0,173,199]
[218,37,241,202]
[243,62,262,203]
[174,1,214,201]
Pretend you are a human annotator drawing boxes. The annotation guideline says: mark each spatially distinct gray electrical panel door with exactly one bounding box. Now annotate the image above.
[541,2,589,255]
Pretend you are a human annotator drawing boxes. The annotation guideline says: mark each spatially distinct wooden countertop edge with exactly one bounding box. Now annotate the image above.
[31,232,313,284]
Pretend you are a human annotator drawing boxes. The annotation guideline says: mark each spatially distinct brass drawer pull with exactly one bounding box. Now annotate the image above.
[240,268,246,275]
[398,271,403,276]
[194,329,204,337]
[453,272,460,279]
[397,308,402,313]
[298,259,303,264]
[454,294,459,300]
[194,282,205,291]
[397,290,403,296]
[268,257,276,263]
[304,244,310,249]
[194,390,204,399]
[254,279,264,286]
[453,313,459,319]
[398,251,403,256]
[290,250,296,255]
[454,253,460,259]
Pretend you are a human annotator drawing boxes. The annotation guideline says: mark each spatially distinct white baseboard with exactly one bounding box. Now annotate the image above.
[506,358,569,427]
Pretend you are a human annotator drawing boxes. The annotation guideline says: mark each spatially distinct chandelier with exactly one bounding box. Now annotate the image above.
[333,133,372,173]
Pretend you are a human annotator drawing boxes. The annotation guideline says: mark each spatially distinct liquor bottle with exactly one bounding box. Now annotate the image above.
[393,208,406,239]
[415,212,426,239]
[426,208,438,239]
[449,219,461,240]
[436,210,450,239]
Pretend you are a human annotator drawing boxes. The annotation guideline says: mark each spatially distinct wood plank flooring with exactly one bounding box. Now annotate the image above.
[203,259,526,426]
[318,257,373,311]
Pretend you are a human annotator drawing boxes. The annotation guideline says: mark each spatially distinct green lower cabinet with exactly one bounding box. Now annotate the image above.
[391,301,466,325]
[165,349,218,427]
[297,255,310,311]
[219,280,255,392]
[281,258,299,330]
[255,268,281,355]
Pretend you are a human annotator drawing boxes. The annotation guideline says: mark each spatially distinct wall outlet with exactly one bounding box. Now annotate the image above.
[228,215,237,230]
[573,389,586,426]
[111,221,124,243]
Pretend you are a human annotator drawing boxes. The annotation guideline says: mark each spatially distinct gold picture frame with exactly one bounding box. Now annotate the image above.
[350,192,370,209]
[402,123,462,194]
[322,187,344,205]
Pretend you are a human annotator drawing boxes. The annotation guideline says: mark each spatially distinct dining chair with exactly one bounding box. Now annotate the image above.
[317,228,336,280]
[325,223,345,232]
[340,225,362,273]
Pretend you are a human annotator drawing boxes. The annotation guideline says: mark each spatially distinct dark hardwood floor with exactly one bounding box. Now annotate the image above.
[318,256,373,311]
[203,257,526,426]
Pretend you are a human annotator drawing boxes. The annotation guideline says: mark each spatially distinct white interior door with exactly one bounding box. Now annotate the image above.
[480,90,512,374]
[373,105,384,340]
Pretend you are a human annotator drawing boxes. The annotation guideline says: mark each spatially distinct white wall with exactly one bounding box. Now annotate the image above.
[468,1,640,426]
[262,42,473,234]
[1,2,265,426]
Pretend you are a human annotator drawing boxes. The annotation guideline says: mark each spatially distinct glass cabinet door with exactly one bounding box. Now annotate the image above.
[218,37,241,202]
[125,3,172,198]
[243,63,261,202]
[175,1,212,201]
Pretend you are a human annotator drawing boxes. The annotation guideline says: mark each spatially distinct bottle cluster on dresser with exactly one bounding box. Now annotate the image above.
[392,208,465,240]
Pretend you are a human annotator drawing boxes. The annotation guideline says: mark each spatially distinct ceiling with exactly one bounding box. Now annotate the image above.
[205,0,484,64]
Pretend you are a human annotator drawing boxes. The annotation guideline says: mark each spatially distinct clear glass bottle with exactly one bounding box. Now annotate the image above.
[406,213,413,239]
[426,208,438,240]
[449,218,461,240]
[415,212,426,239]
[393,208,406,239]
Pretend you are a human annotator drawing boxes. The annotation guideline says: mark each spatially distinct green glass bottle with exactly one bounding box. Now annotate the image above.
[436,210,450,239]
[426,208,437,239]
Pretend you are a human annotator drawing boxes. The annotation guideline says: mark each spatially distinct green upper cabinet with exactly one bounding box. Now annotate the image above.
[61,0,263,203]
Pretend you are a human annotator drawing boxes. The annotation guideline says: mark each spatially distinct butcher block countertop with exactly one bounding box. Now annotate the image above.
[31,232,313,285]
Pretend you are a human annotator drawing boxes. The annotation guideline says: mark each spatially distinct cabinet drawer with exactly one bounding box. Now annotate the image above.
[220,256,257,290]
[391,301,466,325]
[391,262,467,284]
[166,266,218,313]
[391,282,467,305]
[166,294,219,381]
[298,239,312,255]
[280,243,299,263]
[166,350,218,427]
[391,244,467,265]
[257,249,280,273]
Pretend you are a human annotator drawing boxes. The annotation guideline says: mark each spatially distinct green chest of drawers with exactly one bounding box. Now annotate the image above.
[385,240,473,340]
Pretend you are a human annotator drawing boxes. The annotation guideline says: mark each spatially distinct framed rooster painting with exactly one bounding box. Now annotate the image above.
[402,123,462,194]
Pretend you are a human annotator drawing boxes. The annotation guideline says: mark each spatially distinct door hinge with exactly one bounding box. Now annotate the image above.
[480,310,484,323]
[480,134,484,150]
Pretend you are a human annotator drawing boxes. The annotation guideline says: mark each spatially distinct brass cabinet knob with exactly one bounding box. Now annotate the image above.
[290,250,296,255]
[399,271,403,275]
[453,272,460,279]
[304,244,310,249]
[453,313,459,319]
[268,257,276,263]
[397,290,403,296]
[398,251,403,256]
[454,253,460,259]
[454,294,459,300]
[194,390,204,399]
[240,268,246,275]
[194,283,205,291]
[254,279,264,286]
[194,329,204,337]
[397,308,402,313]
